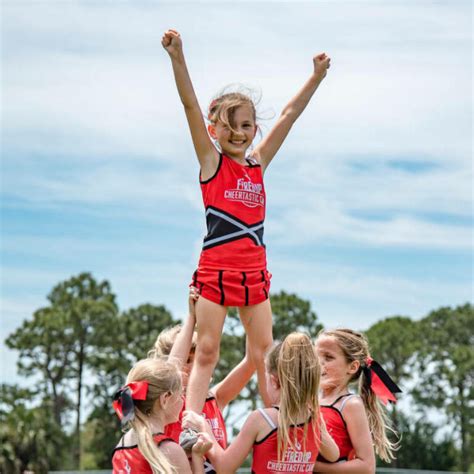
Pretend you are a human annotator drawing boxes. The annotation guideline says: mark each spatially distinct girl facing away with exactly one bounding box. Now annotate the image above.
[162,28,331,415]
[183,332,340,473]
[149,287,256,473]
[111,358,212,474]
[313,329,401,473]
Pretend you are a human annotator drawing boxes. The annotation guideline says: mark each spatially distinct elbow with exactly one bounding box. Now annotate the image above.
[280,109,297,124]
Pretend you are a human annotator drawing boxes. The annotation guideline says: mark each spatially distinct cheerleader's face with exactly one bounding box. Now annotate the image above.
[315,336,354,390]
[208,105,257,160]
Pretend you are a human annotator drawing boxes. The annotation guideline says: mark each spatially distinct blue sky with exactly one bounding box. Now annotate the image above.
[1,1,472,385]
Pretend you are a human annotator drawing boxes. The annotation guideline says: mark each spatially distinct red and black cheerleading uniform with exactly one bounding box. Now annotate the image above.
[191,153,271,307]
[202,395,228,448]
[164,395,227,446]
[252,408,320,474]
[164,395,227,473]
[112,432,174,473]
[319,394,356,462]
[202,395,227,473]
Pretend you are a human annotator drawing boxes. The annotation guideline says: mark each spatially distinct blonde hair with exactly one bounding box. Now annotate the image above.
[148,325,197,359]
[317,328,399,462]
[208,91,257,135]
[266,332,320,460]
[124,358,182,474]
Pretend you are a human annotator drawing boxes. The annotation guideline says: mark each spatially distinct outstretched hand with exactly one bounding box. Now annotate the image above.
[162,29,183,58]
[313,53,331,79]
[188,285,200,318]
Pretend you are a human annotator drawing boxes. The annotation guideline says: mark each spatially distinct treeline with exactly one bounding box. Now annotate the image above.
[0,273,472,473]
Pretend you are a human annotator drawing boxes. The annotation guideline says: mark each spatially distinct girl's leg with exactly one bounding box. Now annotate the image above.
[186,296,227,414]
[239,298,274,407]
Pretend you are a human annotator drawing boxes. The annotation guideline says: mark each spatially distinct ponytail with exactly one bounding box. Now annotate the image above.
[359,364,399,462]
[131,411,177,474]
[267,332,320,460]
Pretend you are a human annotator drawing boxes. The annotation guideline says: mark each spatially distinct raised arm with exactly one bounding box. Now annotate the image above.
[161,29,218,176]
[211,336,256,411]
[253,53,331,173]
[168,287,199,368]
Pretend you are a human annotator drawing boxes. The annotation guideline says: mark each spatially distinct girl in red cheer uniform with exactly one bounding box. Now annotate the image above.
[183,332,339,473]
[162,27,331,415]
[313,329,401,473]
[111,358,211,474]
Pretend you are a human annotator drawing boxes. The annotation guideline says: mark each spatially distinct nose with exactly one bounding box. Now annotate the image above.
[231,130,245,139]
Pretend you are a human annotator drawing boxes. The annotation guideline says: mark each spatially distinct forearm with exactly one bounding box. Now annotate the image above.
[169,52,200,110]
[281,73,325,123]
[190,452,205,474]
[168,312,195,368]
[214,354,255,409]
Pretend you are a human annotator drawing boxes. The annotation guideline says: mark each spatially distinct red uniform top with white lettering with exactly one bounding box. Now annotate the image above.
[252,409,320,474]
[164,395,227,449]
[112,433,174,474]
[202,395,228,449]
[199,153,266,271]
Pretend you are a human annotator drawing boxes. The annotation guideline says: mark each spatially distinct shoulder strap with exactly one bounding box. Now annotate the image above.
[339,394,357,413]
[258,408,277,429]
[329,393,352,407]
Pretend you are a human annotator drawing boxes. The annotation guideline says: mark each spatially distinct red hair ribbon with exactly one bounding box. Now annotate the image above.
[363,357,402,405]
[112,381,149,425]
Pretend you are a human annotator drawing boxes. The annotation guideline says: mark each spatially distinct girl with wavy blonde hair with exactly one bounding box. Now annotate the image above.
[112,358,211,474]
[313,328,401,473]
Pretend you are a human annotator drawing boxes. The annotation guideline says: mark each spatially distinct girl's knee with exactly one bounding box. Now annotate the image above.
[195,339,219,366]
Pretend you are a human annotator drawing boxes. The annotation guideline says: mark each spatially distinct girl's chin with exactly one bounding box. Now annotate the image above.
[320,379,338,391]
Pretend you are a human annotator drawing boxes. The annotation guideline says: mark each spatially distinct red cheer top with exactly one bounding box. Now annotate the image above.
[202,395,228,449]
[319,394,356,461]
[199,153,267,271]
[163,395,227,448]
[112,432,174,473]
[252,408,320,474]
[164,395,185,443]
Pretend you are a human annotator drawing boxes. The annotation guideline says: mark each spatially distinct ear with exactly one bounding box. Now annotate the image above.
[270,373,280,390]
[208,124,217,140]
[347,360,360,376]
[159,391,172,409]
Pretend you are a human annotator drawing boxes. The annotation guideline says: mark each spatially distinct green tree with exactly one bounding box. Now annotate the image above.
[413,303,474,472]
[0,384,71,473]
[271,290,322,340]
[46,273,118,468]
[377,412,459,470]
[6,307,74,425]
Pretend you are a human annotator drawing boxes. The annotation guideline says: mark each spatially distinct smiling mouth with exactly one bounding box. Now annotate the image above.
[230,140,246,145]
